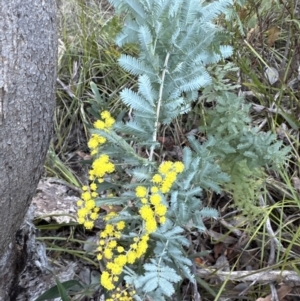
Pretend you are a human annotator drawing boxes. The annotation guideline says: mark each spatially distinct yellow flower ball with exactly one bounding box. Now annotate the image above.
[84,220,94,229]
[108,240,117,248]
[87,135,99,149]
[116,221,125,230]
[127,251,137,264]
[104,248,113,260]
[158,161,173,175]
[152,174,163,183]
[104,117,115,128]
[94,120,106,130]
[135,186,147,198]
[90,212,99,220]
[141,197,148,204]
[151,186,159,193]
[101,110,111,119]
[174,161,185,173]
[77,208,88,218]
[150,193,162,205]
[139,205,154,221]
[90,183,97,191]
[155,204,167,216]
[117,246,124,253]
[145,218,157,233]
[81,191,91,202]
[114,254,127,266]
[76,200,83,207]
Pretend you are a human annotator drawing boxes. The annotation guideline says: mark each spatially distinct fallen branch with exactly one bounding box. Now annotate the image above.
[196,268,300,286]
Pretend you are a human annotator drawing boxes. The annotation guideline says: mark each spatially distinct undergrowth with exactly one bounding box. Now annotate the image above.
[37,0,300,300]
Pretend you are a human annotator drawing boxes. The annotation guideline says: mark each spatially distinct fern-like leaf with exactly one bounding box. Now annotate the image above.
[118,54,155,76]
[138,74,157,106]
[120,88,155,114]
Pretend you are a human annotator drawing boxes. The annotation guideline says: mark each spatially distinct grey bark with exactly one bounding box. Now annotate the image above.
[0,0,57,299]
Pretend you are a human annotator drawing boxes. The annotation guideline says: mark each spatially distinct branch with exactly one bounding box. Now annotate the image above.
[196,268,300,286]
[149,52,170,161]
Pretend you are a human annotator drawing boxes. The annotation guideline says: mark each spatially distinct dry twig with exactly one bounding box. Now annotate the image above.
[196,268,300,286]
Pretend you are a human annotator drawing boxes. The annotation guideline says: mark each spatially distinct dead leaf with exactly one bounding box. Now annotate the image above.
[100,204,123,213]
[194,257,206,266]
[77,150,92,160]
[246,25,261,42]
[238,6,248,21]
[267,26,280,47]
[233,282,250,292]
[214,254,230,271]
[256,284,292,301]
[213,242,225,259]
[206,229,238,244]
[277,285,292,300]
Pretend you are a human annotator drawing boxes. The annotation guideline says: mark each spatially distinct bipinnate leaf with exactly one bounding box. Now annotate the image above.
[136,262,181,297]
[118,55,155,76]
[120,88,154,114]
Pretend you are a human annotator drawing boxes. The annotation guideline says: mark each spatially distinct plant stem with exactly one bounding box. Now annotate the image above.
[149,52,170,162]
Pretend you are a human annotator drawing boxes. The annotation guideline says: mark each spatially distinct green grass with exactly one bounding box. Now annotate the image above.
[51,0,135,160]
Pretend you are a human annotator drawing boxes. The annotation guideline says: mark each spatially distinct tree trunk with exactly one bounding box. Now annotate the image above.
[0,0,57,299]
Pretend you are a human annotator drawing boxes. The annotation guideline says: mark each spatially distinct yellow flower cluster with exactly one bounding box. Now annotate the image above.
[98,212,127,291]
[81,123,185,299]
[134,161,184,234]
[88,110,115,155]
[106,287,136,301]
[101,161,183,292]
[94,110,115,130]
[89,154,115,183]
[126,234,149,264]
[77,184,100,229]
[98,211,150,291]
[153,161,184,193]
[77,111,115,229]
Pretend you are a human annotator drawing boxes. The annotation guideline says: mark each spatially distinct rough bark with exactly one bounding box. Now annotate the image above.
[0,0,57,299]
